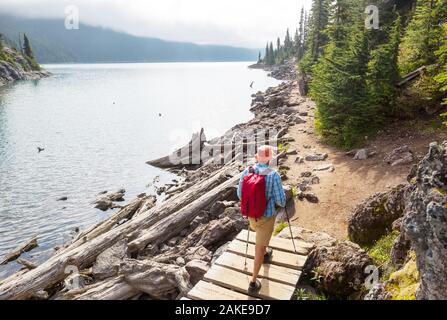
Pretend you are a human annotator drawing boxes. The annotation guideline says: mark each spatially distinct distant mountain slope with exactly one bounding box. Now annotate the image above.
[0,15,259,63]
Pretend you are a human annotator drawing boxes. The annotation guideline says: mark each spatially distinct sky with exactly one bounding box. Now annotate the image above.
[0,0,313,48]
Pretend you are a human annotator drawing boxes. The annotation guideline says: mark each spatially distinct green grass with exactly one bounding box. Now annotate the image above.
[366,230,400,266]
[291,186,299,198]
[295,288,328,301]
[273,222,288,236]
[277,143,289,153]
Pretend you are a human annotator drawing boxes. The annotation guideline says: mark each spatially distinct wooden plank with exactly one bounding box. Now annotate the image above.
[188,281,259,301]
[215,252,300,286]
[236,230,313,255]
[227,240,307,270]
[204,265,295,300]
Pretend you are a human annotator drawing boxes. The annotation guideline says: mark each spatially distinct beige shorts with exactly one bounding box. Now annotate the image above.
[248,216,276,247]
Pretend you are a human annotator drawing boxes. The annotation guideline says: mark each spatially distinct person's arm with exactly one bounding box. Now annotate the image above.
[272,172,286,207]
[237,168,249,200]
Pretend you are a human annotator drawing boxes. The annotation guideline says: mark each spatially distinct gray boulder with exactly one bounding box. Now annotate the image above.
[354,149,369,160]
[384,145,414,166]
[92,239,129,280]
[364,284,392,300]
[303,241,375,299]
[403,141,447,299]
[305,153,328,161]
[348,184,413,246]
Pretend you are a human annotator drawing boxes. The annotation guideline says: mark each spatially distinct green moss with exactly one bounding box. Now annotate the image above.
[278,143,289,154]
[291,187,299,198]
[385,252,419,300]
[366,230,400,266]
[294,288,328,301]
[274,222,288,236]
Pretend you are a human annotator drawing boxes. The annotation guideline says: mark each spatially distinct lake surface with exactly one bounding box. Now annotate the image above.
[0,62,280,278]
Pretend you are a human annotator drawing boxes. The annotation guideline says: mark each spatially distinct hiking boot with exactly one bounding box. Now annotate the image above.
[263,248,273,264]
[248,279,262,295]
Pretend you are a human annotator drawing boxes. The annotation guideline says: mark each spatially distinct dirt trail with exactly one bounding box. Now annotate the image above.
[283,87,447,239]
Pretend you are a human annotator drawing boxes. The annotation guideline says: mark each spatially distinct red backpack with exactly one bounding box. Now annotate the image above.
[240,166,270,219]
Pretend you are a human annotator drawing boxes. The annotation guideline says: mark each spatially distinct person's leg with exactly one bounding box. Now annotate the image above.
[251,244,266,283]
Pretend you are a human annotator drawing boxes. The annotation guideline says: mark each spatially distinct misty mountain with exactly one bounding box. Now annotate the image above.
[0,15,259,63]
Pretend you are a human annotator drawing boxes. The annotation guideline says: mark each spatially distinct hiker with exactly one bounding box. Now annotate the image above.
[237,145,286,294]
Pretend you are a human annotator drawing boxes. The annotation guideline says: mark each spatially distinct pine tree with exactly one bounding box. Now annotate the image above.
[367,14,402,115]
[294,28,300,57]
[0,33,3,53]
[284,28,292,54]
[269,42,275,65]
[22,33,40,70]
[297,7,306,60]
[309,0,330,62]
[399,0,447,73]
[258,51,261,63]
[299,0,330,72]
[23,33,34,58]
[435,23,447,106]
[264,43,270,64]
[310,2,371,148]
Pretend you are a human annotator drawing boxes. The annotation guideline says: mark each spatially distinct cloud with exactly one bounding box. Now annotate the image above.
[0,0,312,48]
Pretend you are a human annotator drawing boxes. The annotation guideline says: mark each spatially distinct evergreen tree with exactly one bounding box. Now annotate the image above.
[264,43,270,64]
[310,1,370,148]
[258,51,261,63]
[299,0,330,72]
[269,42,275,65]
[399,0,447,74]
[297,7,306,60]
[284,28,292,54]
[309,0,330,62]
[294,28,300,57]
[0,33,3,53]
[435,23,447,106]
[23,33,34,58]
[367,14,402,115]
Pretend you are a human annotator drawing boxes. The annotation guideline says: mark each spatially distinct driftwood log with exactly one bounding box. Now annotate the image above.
[147,128,206,169]
[17,259,38,270]
[0,236,38,265]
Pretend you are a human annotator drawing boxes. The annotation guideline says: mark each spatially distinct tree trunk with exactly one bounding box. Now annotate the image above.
[0,236,38,265]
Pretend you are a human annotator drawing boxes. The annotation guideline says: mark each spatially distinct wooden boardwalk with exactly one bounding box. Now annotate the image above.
[185,230,313,300]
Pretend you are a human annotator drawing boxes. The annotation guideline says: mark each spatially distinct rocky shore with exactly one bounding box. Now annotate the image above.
[0,47,50,87]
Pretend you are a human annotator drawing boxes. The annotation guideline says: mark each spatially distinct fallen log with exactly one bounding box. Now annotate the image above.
[128,175,241,252]
[397,66,427,87]
[0,164,239,300]
[154,215,247,264]
[0,236,38,265]
[120,259,192,300]
[17,259,38,270]
[69,197,147,250]
[0,269,28,287]
[147,128,206,169]
[56,276,139,300]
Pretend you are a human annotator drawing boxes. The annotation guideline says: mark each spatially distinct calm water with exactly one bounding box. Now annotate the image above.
[0,62,280,278]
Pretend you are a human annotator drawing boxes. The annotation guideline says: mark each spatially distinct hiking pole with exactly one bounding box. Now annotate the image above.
[284,204,297,253]
[244,221,250,269]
